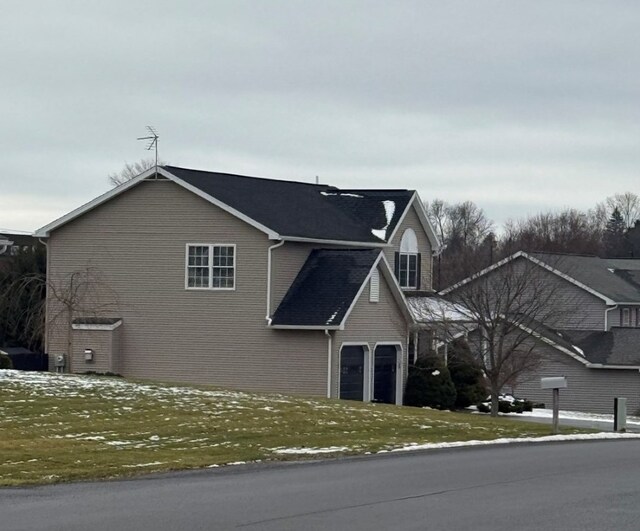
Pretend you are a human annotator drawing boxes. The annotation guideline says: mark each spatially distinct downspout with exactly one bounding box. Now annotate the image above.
[265,240,285,325]
[325,329,332,398]
[604,304,619,331]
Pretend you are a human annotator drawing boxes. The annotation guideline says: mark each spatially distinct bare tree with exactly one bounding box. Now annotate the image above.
[500,208,604,257]
[443,254,575,416]
[424,199,495,289]
[604,192,640,229]
[3,265,118,372]
[46,267,119,372]
[108,158,165,187]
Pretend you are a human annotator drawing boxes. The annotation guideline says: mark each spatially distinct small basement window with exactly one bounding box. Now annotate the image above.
[186,244,235,290]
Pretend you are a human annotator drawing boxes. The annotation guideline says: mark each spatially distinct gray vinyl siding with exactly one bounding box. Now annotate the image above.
[71,327,119,374]
[385,199,433,291]
[331,266,409,401]
[46,180,328,396]
[522,259,607,330]
[450,256,607,331]
[512,342,640,414]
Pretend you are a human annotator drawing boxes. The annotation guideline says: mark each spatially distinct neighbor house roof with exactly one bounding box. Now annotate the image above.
[557,328,640,366]
[35,166,440,249]
[528,253,640,303]
[270,249,411,329]
[441,250,640,304]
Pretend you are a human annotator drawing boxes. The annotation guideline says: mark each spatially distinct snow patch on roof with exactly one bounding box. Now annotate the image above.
[371,200,396,241]
[320,191,363,198]
[326,309,341,325]
[408,297,472,323]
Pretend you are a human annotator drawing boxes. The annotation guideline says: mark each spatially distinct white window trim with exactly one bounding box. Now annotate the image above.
[373,342,404,405]
[184,243,237,291]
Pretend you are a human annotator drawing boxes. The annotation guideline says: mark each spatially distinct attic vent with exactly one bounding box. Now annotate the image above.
[370,270,380,303]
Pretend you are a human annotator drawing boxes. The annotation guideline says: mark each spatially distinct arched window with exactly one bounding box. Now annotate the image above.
[396,229,419,289]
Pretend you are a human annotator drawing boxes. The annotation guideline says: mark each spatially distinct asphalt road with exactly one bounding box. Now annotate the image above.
[2,440,640,530]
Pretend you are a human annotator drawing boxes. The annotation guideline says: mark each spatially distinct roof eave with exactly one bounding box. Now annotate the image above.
[268,324,343,330]
[280,235,389,247]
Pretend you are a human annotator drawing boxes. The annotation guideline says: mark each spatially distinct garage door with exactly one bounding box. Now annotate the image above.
[340,346,365,401]
[373,345,397,404]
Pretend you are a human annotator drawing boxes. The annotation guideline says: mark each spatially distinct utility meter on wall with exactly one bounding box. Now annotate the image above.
[54,354,66,368]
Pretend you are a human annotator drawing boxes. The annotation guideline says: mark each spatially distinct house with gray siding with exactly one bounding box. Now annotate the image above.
[34,166,440,405]
[434,251,640,414]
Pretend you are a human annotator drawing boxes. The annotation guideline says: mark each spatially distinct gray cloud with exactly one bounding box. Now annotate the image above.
[1,0,639,231]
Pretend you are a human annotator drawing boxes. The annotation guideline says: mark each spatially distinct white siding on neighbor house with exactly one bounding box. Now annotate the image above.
[47,180,329,396]
[331,266,409,401]
[511,342,640,415]
[385,199,433,291]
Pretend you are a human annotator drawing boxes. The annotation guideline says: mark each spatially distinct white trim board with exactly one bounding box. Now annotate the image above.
[72,320,122,331]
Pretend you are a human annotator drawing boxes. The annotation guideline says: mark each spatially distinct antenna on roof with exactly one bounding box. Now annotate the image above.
[315,175,319,185]
[137,126,159,177]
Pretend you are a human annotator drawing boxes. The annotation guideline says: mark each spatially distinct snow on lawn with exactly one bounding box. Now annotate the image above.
[388,432,640,453]
[504,408,640,427]
[3,369,638,486]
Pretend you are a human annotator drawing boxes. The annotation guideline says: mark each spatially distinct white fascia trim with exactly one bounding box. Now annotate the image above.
[270,324,342,330]
[280,235,389,247]
[34,167,281,240]
[587,364,640,370]
[515,321,590,366]
[440,251,615,304]
[34,168,164,237]
[72,320,122,331]
[386,192,441,251]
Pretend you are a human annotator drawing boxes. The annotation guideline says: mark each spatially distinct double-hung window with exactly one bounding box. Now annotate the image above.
[186,244,235,289]
[396,229,420,289]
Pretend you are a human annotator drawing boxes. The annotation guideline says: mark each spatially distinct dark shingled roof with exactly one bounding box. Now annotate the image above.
[559,328,640,366]
[271,249,380,327]
[164,166,413,243]
[529,253,640,302]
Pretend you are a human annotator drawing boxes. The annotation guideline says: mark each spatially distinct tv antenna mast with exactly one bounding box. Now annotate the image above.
[137,126,159,176]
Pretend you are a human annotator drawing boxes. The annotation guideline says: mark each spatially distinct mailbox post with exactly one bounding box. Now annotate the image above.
[541,377,567,435]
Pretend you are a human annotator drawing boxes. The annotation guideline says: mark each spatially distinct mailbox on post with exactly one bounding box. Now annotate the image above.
[541,376,567,434]
[540,377,567,389]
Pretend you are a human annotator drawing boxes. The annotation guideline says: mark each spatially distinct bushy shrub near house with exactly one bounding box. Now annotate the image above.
[404,355,456,410]
[447,341,487,408]
[0,353,13,369]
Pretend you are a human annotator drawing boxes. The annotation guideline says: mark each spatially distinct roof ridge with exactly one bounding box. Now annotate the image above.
[531,251,599,258]
[163,165,336,189]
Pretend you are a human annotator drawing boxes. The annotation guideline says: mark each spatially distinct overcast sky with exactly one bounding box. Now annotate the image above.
[1,1,639,233]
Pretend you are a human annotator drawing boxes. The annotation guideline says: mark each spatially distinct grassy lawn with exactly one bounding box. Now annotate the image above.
[1,370,586,486]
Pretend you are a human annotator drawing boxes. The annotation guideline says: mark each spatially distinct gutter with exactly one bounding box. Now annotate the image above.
[604,304,619,331]
[265,240,285,325]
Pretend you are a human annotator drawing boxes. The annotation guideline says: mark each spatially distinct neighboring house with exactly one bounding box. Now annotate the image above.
[34,166,440,404]
[436,251,640,414]
[0,231,40,269]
